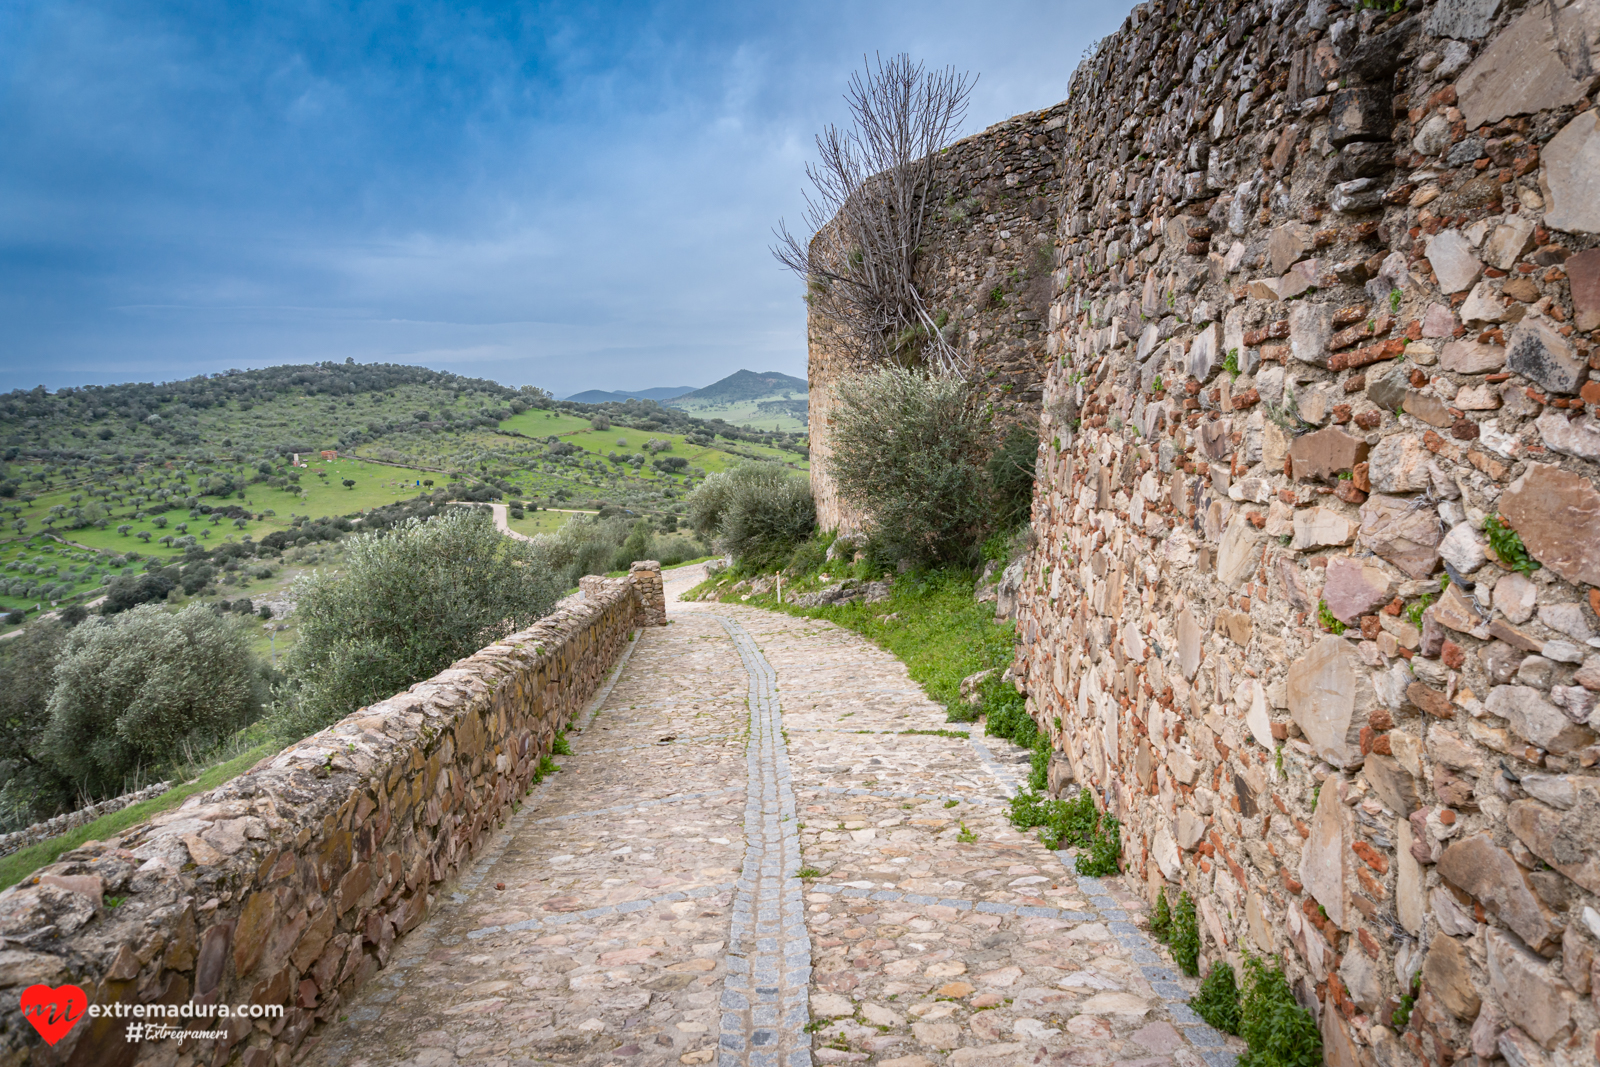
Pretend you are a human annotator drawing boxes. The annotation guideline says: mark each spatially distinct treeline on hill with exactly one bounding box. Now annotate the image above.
[0,361,802,484]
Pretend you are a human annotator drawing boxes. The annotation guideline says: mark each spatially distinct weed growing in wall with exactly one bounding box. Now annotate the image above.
[1168,891,1200,976]
[1483,514,1538,575]
[1238,956,1322,1067]
[1191,961,1242,1035]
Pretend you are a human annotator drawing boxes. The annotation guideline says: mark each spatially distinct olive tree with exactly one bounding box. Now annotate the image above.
[40,604,264,797]
[275,507,563,739]
[828,367,987,564]
[685,464,815,568]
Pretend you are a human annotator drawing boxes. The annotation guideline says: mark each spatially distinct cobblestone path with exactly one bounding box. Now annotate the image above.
[306,567,1240,1067]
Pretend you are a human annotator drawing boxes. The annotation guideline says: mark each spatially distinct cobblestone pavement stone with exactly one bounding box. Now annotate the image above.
[306,565,1240,1067]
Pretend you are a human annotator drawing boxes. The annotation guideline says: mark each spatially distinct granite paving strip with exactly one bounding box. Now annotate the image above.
[707,614,813,1067]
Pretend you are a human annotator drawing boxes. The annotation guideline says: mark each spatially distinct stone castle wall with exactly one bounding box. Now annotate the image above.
[1005,2,1600,1067]
[0,564,665,1066]
[808,103,1070,534]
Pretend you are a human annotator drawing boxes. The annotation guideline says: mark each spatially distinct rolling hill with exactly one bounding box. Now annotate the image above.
[563,385,698,403]
[665,370,809,432]
[0,361,808,626]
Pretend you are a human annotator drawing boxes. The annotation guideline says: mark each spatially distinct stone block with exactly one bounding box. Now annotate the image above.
[1458,0,1600,126]
[1368,434,1432,492]
[1507,778,1600,894]
[1287,636,1374,769]
[1289,302,1334,366]
[1396,819,1425,936]
[1483,215,1537,271]
[1426,230,1484,294]
[1564,248,1600,332]
[1423,934,1482,1022]
[1460,281,1510,325]
[1493,573,1537,624]
[1506,319,1584,394]
[1359,493,1444,579]
[1189,322,1224,382]
[1486,927,1574,1048]
[1426,0,1502,39]
[1322,557,1396,623]
[1364,754,1420,816]
[1541,110,1600,236]
[1439,340,1506,374]
[1216,511,1262,589]
[1328,88,1393,147]
[1299,783,1351,928]
[1535,410,1600,461]
[1268,223,1313,275]
[1499,463,1600,587]
[1177,606,1203,681]
[1487,684,1595,754]
[1438,834,1561,950]
[1438,520,1487,574]
[1291,506,1356,550]
[1291,426,1369,480]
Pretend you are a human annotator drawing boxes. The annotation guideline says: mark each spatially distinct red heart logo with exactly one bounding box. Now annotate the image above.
[20,983,87,1046]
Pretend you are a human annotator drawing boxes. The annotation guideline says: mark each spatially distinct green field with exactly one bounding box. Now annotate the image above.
[0,457,436,618]
[665,399,808,434]
[504,508,576,538]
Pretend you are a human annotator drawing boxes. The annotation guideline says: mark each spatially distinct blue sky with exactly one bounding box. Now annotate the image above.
[0,1,1124,398]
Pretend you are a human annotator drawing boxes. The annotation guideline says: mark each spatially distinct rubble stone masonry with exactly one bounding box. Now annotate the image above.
[1001,2,1600,1066]
[0,564,666,1066]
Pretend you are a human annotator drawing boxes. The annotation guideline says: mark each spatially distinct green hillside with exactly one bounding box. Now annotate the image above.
[0,361,809,629]
[665,369,809,432]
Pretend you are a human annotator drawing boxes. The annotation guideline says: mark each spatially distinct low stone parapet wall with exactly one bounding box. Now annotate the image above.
[0,782,173,861]
[0,563,662,1066]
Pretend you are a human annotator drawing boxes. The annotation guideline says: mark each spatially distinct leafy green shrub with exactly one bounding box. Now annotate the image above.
[685,464,814,569]
[273,508,562,740]
[829,367,988,565]
[1078,813,1121,876]
[1192,961,1242,1035]
[654,535,705,566]
[984,684,1037,747]
[987,423,1039,531]
[1170,891,1201,976]
[41,604,265,797]
[1007,786,1119,874]
[717,469,816,569]
[613,519,654,571]
[1238,956,1321,1067]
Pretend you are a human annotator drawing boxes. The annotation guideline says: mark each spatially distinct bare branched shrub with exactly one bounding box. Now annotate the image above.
[773,54,975,374]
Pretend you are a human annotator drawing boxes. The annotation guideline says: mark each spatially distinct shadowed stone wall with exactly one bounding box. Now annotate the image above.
[1006,1,1600,1066]
[0,564,663,1066]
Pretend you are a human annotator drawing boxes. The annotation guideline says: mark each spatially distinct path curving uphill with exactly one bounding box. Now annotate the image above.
[306,565,1236,1067]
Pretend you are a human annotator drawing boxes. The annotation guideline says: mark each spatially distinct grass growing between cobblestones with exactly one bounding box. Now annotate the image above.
[0,741,279,890]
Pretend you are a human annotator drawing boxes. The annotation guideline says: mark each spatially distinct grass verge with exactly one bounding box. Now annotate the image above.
[0,741,279,891]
